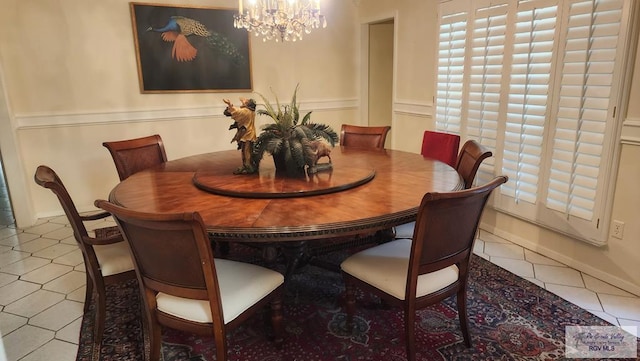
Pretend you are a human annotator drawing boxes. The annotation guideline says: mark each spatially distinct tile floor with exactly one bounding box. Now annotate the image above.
[0,182,639,360]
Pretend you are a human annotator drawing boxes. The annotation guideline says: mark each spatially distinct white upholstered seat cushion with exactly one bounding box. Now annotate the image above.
[94,241,134,277]
[340,238,459,300]
[394,221,416,239]
[156,258,284,325]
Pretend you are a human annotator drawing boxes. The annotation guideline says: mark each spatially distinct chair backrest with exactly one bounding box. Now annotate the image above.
[102,134,168,181]
[34,165,89,242]
[409,176,507,288]
[94,200,224,324]
[455,139,493,189]
[420,130,461,168]
[340,124,391,149]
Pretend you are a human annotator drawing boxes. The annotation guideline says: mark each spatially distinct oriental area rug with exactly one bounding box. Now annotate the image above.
[76,247,630,361]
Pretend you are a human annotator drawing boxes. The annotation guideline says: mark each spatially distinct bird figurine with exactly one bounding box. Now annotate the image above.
[146,16,245,64]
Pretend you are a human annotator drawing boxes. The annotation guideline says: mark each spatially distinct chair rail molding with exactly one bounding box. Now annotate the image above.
[14,98,359,129]
[394,100,433,118]
[622,116,640,146]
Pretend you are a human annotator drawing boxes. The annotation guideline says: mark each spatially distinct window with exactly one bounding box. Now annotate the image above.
[436,0,636,245]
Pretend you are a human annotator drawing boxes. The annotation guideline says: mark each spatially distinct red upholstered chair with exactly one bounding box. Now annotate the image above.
[341,176,508,361]
[420,130,460,168]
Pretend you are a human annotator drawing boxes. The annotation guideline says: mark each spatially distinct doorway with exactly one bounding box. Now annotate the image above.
[365,19,394,147]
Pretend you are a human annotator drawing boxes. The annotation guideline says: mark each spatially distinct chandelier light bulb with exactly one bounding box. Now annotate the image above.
[234,0,327,42]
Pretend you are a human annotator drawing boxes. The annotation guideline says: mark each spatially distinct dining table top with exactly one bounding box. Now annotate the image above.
[108,146,464,243]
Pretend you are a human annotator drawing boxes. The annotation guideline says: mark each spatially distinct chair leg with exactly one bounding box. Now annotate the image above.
[270,297,284,348]
[344,283,356,332]
[456,288,472,348]
[147,310,162,361]
[404,309,417,361]
[93,288,106,360]
[83,273,93,313]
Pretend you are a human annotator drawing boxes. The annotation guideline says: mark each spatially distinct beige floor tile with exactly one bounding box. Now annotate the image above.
[59,236,76,246]
[523,277,545,288]
[40,227,73,241]
[66,286,86,304]
[545,284,603,312]
[43,271,85,295]
[55,317,82,344]
[534,264,584,287]
[0,272,18,287]
[0,227,18,240]
[477,230,511,244]
[29,300,83,331]
[12,238,58,254]
[23,223,65,237]
[19,339,77,361]
[586,309,620,325]
[0,233,40,247]
[46,215,70,225]
[617,318,640,327]
[582,274,635,297]
[20,263,73,284]
[32,244,77,260]
[0,250,31,268]
[2,325,54,361]
[473,239,485,254]
[598,294,640,321]
[0,244,11,254]
[0,257,50,276]
[52,249,83,267]
[483,243,524,260]
[3,290,64,318]
[0,312,28,335]
[0,280,41,306]
[523,250,564,266]
[490,257,534,278]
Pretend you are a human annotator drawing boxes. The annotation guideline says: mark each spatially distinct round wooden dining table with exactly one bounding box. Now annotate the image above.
[108,146,463,275]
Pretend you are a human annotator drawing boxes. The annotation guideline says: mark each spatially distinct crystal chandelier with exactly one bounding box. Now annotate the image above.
[234,0,327,42]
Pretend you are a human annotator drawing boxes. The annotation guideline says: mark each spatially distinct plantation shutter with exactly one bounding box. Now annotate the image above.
[545,0,624,222]
[501,1,558,205]
[435,3,468,134]
[466,2,509,185]
[435,0,633,245]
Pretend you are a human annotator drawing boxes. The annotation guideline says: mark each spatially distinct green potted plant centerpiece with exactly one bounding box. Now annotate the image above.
[252,85,338,176]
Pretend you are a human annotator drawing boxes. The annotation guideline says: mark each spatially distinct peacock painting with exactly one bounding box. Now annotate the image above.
[131,3,252,93]
[146,16,246,65]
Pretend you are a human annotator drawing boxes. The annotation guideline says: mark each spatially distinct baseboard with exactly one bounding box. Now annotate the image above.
[479,222,640,297]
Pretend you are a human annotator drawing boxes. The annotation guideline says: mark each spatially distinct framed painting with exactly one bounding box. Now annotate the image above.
[130,2,252,93]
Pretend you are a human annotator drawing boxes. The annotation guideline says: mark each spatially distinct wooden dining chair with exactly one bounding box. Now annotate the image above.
[341,176,508,361]
[102,134,168,181]
[395,138,493,239]
[95,200,285,361]
[456,139,493,189]
[34,165,135,357]
[420,130,460,167]
[339,124,391,149]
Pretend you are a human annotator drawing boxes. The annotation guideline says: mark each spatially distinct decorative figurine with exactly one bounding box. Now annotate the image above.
[223,98,258,174]
[306,139,333,174]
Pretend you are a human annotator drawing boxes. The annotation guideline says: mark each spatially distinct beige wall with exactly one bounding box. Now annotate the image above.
[357,1,640,295]
[0,0,359,221]
[1,0,639,295]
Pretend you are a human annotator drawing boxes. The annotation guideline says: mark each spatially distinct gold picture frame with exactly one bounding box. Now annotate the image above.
[130,2,252,93]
